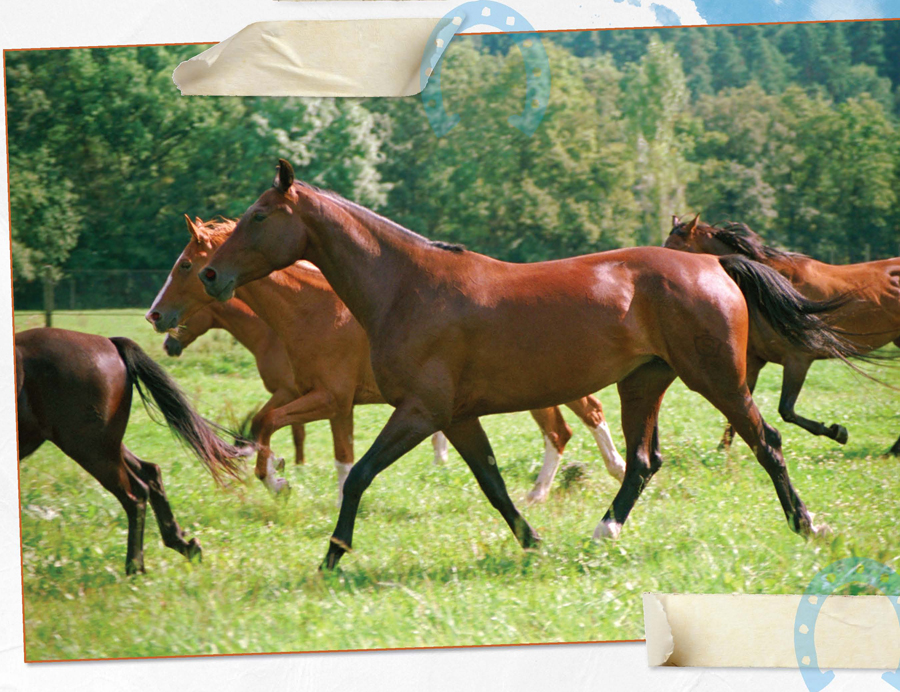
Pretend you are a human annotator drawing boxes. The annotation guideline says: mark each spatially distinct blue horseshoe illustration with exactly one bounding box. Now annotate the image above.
[420,1,551,137]
[794,557,900,692]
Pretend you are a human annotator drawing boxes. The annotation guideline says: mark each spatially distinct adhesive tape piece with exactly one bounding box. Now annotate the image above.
[174,18,444,97]
[643,593,900,668]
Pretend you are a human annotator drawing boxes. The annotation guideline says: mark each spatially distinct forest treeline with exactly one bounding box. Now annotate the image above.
[7,20,900,302]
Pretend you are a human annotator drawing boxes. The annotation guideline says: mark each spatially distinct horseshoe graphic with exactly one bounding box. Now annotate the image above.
[794,557,900,691]
[420,1,551,137]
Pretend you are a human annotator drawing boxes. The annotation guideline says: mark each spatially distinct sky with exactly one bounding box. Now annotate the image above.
[689,0,898,24]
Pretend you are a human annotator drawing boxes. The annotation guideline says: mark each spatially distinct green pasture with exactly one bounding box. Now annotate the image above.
[14,311,900,661]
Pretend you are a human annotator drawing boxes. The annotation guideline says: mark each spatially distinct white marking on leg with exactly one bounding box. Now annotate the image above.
[261,452,289,494]
[527,435,561,504]
[591,421,626,482]
[334,460,353,506]
[593,519,622,540]
[432,432,449,465]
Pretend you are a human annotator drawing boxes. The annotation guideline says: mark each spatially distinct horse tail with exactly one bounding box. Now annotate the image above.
[718,255,867,363]
[110,336,246,485]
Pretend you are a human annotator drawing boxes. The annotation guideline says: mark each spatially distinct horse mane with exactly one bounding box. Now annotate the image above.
[294,181,466,254]
[705,221,806,264]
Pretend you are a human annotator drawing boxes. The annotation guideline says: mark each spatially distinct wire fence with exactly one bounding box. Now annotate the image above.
[13,270,171,323]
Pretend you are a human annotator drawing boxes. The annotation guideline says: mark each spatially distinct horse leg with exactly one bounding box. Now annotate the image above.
[291,423,306,465]
[446,417,541,548]
[254,389,339,494]
[526,406,572,504]
[565,395,626,482]
[72,448,149,575]
[329,412,355,506]
[124,447,202,563]
[672,346,826,538]
[249,387,300,475]
[322,404,437,569]
[594,359,675,540]
[431,432,449,465]
[719,356,765,451]
[779,357,848,444]
[890,436,900,457]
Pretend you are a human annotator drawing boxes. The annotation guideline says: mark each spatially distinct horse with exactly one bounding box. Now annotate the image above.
[15,327,246,574]
[147,217,627,503]
[665,216,900,454]
[164,297,306,467]
[198,159,865,570]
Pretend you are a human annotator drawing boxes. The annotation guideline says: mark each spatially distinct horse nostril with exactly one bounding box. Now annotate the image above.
[204,268,217,281]
[148,311,161,323]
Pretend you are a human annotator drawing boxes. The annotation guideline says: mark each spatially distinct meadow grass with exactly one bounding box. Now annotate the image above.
[13,310,900,660]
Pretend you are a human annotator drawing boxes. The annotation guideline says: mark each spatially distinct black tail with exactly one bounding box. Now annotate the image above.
[111,337,246,485]
[718,255,867,363]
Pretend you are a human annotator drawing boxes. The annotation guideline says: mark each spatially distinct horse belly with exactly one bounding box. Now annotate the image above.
[453,305,649,416]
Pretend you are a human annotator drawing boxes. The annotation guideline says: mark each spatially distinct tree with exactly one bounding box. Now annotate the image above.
[622,38,695,244]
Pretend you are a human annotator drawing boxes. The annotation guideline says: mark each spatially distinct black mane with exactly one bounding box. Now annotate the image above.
[294,180,466,254]
[708,222,804,263]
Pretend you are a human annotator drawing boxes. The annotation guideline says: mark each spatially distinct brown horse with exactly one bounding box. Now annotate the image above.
[199,159,863,570]
[148,217,626,502]
[164,297,306,467]
[15,328,246,574]
[665,216,900,454]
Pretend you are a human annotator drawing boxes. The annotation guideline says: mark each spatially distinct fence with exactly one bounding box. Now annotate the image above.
[13,269,171,325]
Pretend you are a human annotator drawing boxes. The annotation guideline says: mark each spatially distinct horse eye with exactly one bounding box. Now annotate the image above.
[180,260,192,270]
[253,212,267,223]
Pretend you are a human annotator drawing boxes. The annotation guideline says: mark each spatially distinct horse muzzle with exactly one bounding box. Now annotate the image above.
[163,335,183,357]
[199,267,236,302]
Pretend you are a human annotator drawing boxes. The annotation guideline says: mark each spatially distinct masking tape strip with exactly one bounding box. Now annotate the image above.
[643,593,900,669]
[173,18,454,97]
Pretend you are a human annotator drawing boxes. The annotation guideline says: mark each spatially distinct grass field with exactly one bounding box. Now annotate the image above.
[14,310,900,661]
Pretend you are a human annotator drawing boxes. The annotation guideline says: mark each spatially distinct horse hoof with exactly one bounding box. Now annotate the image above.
[187,538,203,562]
[830,425,849,445]
[810,523,833,540]
[593,520,622,541]
[265,477,291,496]
[526,488,549,505]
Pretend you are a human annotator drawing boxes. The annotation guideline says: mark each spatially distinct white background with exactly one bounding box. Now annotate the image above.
[0,2,892,690]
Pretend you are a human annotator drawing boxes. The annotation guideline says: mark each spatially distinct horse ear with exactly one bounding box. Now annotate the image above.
[686,214,700,233]
[185,214,209,244]
[274,159,295,193]
[672,215,680,228]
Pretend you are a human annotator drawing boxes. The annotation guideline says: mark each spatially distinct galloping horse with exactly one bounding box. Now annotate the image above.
[164,297,306,466]
[665,216,900,454]
[16,328,246,574]
[148,217,626,502]
[200,160,863,569]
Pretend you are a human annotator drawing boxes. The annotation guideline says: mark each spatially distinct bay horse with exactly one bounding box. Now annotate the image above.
[164,297,306,467]
[147,217,626,502]
[665,216,900,454]
[15,328,246,574]
[199,159,864,570]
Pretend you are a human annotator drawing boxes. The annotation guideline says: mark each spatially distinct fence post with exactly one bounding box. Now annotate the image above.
[42,265,55,327]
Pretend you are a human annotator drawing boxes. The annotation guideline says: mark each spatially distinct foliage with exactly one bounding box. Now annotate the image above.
[6,20,900,297]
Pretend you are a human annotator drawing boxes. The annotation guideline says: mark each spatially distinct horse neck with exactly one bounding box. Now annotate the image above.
[233,264,337,342]
[207,299,272,352]
[303,195,437,332]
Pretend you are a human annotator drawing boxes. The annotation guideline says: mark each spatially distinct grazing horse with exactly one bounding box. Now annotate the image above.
[164,297,306,467]
[665,216,900,454]
[148,217,626,502]
[199,159,863,570]
[15,328,246,574]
